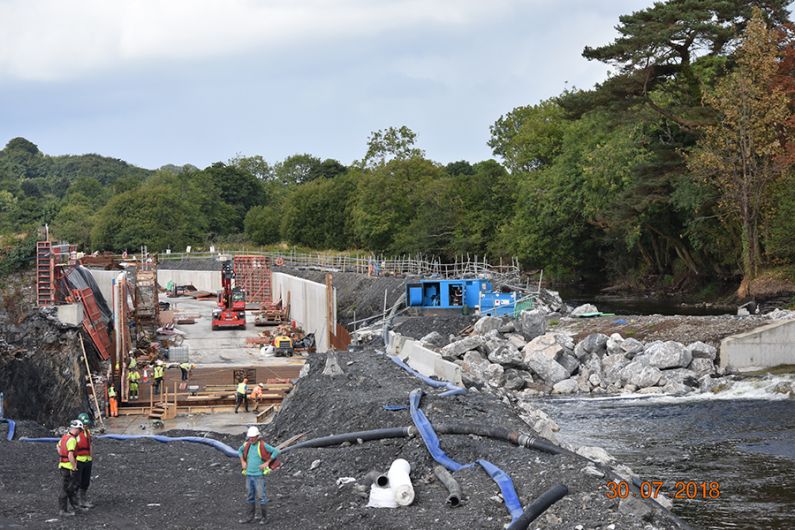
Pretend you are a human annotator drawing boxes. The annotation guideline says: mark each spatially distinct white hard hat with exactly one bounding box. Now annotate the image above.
[70,419,84,430]
[246,426,260,438]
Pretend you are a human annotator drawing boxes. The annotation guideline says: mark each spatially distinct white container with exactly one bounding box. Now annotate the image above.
[387,458,415,506]
[367,484,398,508]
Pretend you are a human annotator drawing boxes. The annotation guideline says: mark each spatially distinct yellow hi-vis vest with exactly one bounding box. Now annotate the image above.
[237,382,247,395]
[154,365,164,379]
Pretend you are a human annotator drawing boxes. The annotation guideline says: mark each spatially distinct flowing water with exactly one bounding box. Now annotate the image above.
[537,376,795,530]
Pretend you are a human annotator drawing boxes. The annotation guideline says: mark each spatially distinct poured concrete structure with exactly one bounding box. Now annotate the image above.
[388,332,463,385]
[720,318,795,372]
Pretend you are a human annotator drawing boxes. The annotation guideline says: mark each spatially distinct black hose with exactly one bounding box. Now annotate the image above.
[506,484,569,530]
[281,427,415,452]
[434,423,563,455]
[433,465,463,507]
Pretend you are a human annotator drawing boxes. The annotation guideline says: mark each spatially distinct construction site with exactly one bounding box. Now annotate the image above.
[0,240,739,529]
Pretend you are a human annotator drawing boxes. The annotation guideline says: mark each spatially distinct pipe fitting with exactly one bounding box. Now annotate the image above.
[433,465,463,507]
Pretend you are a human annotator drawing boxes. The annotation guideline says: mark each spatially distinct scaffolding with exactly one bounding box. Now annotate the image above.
[233,255,272,304]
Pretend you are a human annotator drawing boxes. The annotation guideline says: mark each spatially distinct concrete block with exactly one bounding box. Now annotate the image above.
[56,303,83,326]
[720,319,795,372]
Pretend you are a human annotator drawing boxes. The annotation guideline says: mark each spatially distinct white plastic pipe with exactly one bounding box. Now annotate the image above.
[387,458,415,506]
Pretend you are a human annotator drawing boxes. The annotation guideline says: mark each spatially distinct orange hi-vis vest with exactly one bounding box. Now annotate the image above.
[57,433,76,464]
[76,429,92,461]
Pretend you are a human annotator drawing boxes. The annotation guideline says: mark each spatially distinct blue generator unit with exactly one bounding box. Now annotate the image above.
[406,278,492,310]
[479,290,517,316]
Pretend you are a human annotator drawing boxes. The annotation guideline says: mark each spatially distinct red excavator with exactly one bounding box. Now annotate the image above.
[211,260,246,330]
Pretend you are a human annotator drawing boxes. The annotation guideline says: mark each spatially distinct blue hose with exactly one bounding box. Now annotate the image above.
[1,419,15,441]
[389,355,466,397]
[408,388,470,472]
[478,459,524,522]
[19,434,239,458]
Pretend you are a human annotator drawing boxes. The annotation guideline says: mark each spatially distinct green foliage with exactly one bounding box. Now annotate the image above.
[0,233,37,277]
[765,173,795,262]
[244,205,283,245]
[281,172,356,249]
[362,126,425,168]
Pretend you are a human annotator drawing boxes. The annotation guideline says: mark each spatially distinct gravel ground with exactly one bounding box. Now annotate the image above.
[554,314,773,348]
[391,315,477,344]
[0,348,688,530]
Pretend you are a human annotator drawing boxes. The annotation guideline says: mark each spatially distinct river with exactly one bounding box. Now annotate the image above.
[536,376,795,530]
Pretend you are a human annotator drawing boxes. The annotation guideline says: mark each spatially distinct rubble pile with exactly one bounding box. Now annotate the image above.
[0,307,89,427]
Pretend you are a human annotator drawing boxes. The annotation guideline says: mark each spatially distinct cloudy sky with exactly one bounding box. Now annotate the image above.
[0,0,652,169]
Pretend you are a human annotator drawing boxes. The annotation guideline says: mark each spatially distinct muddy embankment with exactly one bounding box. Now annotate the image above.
[0,306,89,428]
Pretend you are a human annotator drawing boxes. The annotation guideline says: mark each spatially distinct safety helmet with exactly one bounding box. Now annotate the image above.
[258,383,265,388]
[69,419,84,430]
[77,412,92,426]
[246,426,260,438]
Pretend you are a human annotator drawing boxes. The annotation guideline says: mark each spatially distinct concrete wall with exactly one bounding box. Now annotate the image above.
[158,270,220,292]
[271,272,336,353]
[87,269,117,307]
[388,332,463,385]
[720,318,795,372]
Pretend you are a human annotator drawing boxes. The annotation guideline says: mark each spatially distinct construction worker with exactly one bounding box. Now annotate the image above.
[75,413,95,509]
[128,368,141,400]
[179,362,193,381]
[108,385,118,417]
[153,360,165,395]
[128,354,137,370]
[56,420,84,516]
[235,377,249,413]
[250,383,264,412]
[238,426,280,524]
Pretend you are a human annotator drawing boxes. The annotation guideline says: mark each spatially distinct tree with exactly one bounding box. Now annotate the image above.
[228,154,273,181]
[489,100,567,173]
[687,9,791,292]
[281,173,356,249]
[362,126,425,168]
[273,154,322,185]
[244,205,283,245]
[202,162,265,231]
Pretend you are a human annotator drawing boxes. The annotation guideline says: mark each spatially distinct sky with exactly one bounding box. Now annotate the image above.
[0,0,654,170]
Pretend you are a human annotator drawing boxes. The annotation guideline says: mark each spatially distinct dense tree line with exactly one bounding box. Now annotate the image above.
[1,0,794,294]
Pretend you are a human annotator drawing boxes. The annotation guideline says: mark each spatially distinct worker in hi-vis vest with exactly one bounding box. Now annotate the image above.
[234,377,249,413]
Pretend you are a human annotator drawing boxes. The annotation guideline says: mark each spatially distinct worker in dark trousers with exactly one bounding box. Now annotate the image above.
[235,377,249,413]
[56,420,84,516]
[75,413,95,508]
[179,362,193,381]
[153,360,165,395]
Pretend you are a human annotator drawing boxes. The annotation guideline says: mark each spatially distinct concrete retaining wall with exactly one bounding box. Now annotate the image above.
[720,318,795,372]
[158,270,220,293]
[388,332,463,385]
[271,272,335,353]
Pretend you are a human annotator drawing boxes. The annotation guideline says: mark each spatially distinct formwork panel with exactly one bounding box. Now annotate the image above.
[233,255,272,304]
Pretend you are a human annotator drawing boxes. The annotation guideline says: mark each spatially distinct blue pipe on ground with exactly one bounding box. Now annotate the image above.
[477,459,524,522]
[409,388,470,472]
[1,418,15,441]
[389,355,466,397]
[19,434,239,458]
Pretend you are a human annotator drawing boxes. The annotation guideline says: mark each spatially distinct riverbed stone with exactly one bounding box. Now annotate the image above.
[555,333,576,352]
[523,350,569,385]
[461,351,504,388]
[588,373,602,388]
[643,341,692,369]
[619,361,663,388]
[687,341,717,360]
[497,321,516,334]
[474,316,503,335]
[660,368,700,388]
[487,343,524,368]
[552,377,578,394]
[601,353,630,386]
[523,333,564,360]
[637,386,664,395]
[576,370,592,393]
[518,309,547,340]
[441,336,485,360]
[571,303,599,317]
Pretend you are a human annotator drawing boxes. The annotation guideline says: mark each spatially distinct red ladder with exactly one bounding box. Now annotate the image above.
[36,241,54,306]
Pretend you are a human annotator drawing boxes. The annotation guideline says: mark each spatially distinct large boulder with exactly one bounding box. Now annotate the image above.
[473,316,503,335]
[571,304,598,317]
[606,333,624,356]
[574,333,609,359]
[502,368,528,391]
[643,341,692,369]
[517,309,546,340]
[619,361,663,388]
[506,333,527,350]
[419,331,444,347]
[620,337,645,358]
[461,351,504,389]
[689,357,716,376]
[660,368,700,388]
[551,377,578,394]
[537,288,565,313]
[441,336,485,360]
[557,352,580,376]
[601,353,630,386]
[523,350,569,385]
[487,343,524,368]
[498,321,516,334]
[687,341,717,360]
[523,333,564,360]
[555,333,575,352]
